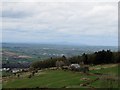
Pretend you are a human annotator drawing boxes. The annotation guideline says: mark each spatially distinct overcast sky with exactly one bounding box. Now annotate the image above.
[1,1,118,46]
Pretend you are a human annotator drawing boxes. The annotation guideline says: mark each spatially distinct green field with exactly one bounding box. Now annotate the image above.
[89,65,119,88]
[3,70,97,88]
[2,64,120,88]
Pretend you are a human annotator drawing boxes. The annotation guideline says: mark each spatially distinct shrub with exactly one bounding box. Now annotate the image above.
[28,74,32,78]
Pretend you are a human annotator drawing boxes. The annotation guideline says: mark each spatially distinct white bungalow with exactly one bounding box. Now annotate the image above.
[69,64,80,71]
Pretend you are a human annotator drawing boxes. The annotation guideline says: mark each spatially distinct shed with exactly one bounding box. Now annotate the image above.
[69,64,80,71]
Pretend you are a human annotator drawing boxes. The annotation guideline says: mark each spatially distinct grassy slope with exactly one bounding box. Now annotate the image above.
[3,70,97,88]
[0,71,2,89]
[90,64,119,75]
[89,64,119,88]
[3,64,119,88]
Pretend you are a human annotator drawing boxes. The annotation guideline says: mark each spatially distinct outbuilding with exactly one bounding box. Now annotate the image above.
[69,64,80,71]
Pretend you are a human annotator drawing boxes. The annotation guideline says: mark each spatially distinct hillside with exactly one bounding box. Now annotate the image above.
[3,64,119,88]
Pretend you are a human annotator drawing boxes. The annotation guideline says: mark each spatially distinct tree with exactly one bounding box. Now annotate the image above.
[17,74,20,78]
[82,53,88,64]
[62,55,70,66]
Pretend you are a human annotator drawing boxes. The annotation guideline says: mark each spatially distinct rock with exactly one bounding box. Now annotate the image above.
[80,83,87,86]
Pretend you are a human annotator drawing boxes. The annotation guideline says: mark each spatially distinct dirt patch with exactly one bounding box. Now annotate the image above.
[80,78,99,88]
[89,64,118,70]
[81,78,90,81]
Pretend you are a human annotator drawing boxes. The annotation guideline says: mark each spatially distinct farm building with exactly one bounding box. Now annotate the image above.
[12,68,22,73]
[69,64,80,71]
[69,64,89,73]
[1,68,10,71]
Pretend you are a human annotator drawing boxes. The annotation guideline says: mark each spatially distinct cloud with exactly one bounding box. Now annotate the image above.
[2,2,118,46]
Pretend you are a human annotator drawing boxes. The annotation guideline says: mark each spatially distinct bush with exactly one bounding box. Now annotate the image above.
[28,74,32,78]
[17,74,20,78]
[35,70,38,73]
[32,71,35,76]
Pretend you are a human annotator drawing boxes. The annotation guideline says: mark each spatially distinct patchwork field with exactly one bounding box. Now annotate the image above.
[2,64,120,88]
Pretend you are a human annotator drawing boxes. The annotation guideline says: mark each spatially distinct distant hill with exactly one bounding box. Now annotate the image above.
[2,43,118,63]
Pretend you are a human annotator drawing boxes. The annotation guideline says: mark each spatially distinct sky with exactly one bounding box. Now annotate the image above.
[1,0,118,46]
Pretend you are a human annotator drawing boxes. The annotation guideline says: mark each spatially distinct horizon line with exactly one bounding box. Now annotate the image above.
[1,42,118,47]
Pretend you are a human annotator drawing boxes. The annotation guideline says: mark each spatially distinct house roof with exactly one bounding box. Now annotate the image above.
[70,64,80,68]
